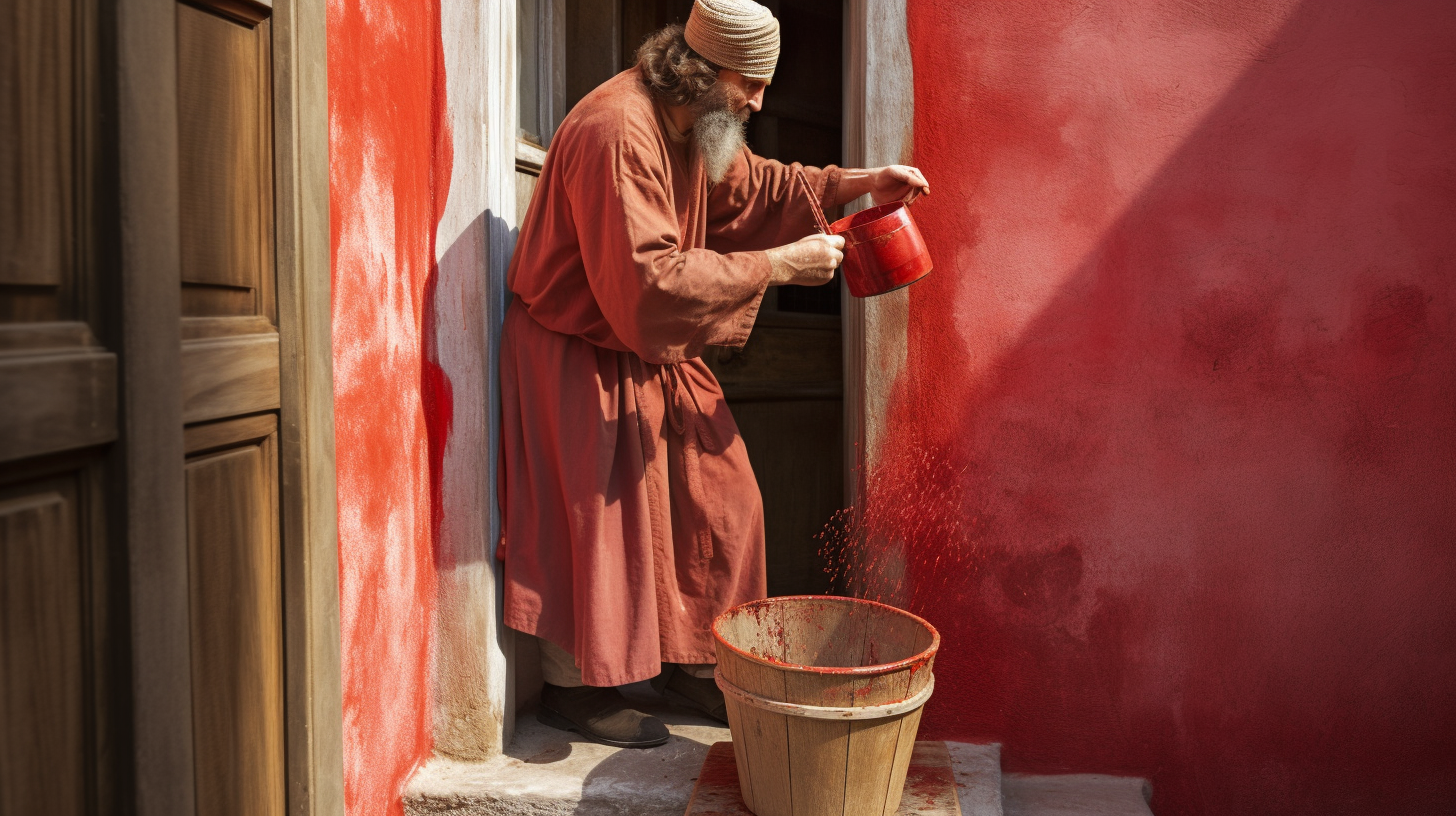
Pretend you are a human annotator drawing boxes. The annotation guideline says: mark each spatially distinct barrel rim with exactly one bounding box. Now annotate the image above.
[711,594,941,676]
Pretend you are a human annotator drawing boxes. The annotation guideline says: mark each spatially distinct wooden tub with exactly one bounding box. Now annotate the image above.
[711,596,939,816]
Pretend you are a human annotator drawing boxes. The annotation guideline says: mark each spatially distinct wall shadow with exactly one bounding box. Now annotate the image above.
[423,206,517,759]
[424,206,512,574]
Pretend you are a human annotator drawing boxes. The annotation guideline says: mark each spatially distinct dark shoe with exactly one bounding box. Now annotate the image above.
[537,683,670,749]
[651,665,728,724]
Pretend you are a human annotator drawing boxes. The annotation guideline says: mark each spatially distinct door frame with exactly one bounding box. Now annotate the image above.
[115,0,341,812]
[271,1,344,813]
[841,0,913,509]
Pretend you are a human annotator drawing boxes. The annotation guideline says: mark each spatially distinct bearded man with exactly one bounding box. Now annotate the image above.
[498,0,931,748]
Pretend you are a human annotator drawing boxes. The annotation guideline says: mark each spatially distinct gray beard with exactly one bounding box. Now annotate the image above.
[693,107,747,184]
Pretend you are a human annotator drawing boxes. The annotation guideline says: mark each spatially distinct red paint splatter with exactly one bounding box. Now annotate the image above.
[421,16,455,557]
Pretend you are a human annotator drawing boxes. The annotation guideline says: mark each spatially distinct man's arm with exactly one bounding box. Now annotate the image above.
[754,165,929,290]
[832,165,931,207]
[705,151,842,253]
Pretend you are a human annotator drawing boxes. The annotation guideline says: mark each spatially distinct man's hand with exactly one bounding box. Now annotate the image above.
[765,233,845,286]
[868,165,930,205]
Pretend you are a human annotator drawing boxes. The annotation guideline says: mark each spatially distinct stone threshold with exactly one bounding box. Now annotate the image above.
[404,687,1153,816]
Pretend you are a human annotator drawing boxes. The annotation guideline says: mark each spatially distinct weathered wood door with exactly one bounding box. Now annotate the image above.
[2,1,334,813]
[1,2,120,811]
[174,3,287,813]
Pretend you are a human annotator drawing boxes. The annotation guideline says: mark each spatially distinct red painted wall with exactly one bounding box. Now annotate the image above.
[329,1,451,813]
[882,1,1456,813]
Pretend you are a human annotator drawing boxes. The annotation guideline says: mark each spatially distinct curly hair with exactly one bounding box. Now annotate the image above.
[636,24,722,108]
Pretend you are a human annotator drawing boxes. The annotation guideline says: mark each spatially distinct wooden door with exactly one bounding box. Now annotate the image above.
[4,0,333,813]
[0,0,121,812]
[175,2,287,814]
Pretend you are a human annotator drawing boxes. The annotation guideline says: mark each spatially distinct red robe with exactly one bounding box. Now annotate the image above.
[498,68,841,686]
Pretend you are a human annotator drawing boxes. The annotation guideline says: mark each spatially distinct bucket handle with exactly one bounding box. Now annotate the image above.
[715,670,934,720]
[794,167,833,235]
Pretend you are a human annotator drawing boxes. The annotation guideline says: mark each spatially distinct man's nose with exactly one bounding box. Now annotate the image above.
[746,87,764,112]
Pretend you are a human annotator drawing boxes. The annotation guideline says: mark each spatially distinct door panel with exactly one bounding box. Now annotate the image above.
[175,2,286,810]
[179,329,281,424]
[0,0,104,340]
[184,418,286,816]
[177,4,275,318]
[1,0,82,299]
[5,0,330,810]
[0,1,118,813]
[0,487,86,816]
[176,3,279,424]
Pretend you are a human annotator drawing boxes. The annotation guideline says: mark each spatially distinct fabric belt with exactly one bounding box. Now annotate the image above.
[630,357,718,561]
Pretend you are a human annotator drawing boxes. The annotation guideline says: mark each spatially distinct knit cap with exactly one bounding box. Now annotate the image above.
[683,0,780,82]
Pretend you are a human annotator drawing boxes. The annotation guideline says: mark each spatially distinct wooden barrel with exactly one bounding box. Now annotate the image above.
[712,596,939,816]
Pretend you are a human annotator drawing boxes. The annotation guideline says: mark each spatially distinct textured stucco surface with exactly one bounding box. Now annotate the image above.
[332,0,517,808]
[330,0,451,812]
[871,1,1456,814]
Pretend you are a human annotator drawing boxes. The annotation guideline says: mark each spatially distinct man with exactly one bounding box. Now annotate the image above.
[498,0,930,748]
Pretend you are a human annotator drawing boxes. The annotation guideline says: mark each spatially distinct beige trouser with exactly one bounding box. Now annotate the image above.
[537,636,716,688]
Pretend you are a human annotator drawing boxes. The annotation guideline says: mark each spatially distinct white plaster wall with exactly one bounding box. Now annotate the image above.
[844,0,914,602]
[431,0,516,760]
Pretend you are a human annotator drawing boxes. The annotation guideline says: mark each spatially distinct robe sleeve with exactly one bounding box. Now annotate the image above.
[562,114,771,364]
[705,148,842,254]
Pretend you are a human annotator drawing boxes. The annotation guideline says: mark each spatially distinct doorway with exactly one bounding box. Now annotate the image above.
[519,0,847,599]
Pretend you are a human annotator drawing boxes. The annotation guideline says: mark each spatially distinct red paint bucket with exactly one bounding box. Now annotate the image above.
[829,201,934,297]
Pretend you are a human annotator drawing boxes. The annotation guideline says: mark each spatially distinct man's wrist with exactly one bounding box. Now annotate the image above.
[835,168,877,206]
[763,247,793,286]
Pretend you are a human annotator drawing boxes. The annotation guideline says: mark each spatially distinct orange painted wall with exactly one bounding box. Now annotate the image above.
[328,1,451,813]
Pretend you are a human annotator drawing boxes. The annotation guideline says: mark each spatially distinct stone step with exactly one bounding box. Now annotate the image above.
[403,684,1148,816]
[406,730,1007,816]
[404,693,729,816]
[949,742,1005,816]
[1001,774,1154,816]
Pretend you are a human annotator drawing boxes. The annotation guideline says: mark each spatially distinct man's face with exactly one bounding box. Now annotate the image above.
[715,69,767,119]
[689,70,766,184]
